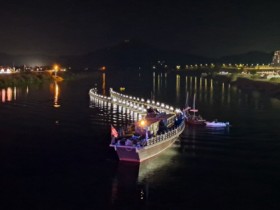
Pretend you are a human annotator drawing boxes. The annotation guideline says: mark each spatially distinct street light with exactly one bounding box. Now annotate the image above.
[140,120,149,141]
[140,120,146,127]
[54,64,59,77]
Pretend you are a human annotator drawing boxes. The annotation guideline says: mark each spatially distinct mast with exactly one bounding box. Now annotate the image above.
[151,91,155,101]
[185,92,189,108]
[190,93,198,116]
[193,93,196,116]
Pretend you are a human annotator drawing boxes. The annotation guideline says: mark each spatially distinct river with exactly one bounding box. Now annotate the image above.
[1,71,280,209]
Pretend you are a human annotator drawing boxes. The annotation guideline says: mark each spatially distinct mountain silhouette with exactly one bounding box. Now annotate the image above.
[0,41,275,71]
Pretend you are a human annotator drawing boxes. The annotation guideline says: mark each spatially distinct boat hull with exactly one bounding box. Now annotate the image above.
[185,119,206,126]
[111,132,181,163]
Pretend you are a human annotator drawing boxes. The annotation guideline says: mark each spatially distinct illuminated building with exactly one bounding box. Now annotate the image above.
[271,50,280,66]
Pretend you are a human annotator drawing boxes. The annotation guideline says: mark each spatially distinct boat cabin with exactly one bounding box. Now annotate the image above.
[134,113,176,136]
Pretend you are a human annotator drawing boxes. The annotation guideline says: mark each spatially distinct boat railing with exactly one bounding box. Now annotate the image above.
[146,120,185,146]
[110,88,175,114]
[95,88,185,148]
[89,89,111,101]
[112,119,185,148]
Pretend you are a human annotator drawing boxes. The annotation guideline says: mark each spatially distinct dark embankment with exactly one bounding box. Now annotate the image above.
[0,72,53,88]
[213,74,280,99]
[0,71,99,88]
[234,77,280,99]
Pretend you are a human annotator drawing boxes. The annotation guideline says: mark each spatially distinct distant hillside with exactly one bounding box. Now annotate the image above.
[68,40,210,70]
[0,42,276,70]
[0,41,209,70]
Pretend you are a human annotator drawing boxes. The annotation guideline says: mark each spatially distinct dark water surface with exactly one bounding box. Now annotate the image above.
[1,71,280,209]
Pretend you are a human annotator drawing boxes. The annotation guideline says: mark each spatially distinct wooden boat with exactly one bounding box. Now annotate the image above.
[186,116,206,126]
[110,110,185,162]
[89,88,185,162]
[184,93,206,126]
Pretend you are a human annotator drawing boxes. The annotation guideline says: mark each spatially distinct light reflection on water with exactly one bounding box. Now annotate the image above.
[0,81,63,109]
[53,82,61,108]
[111,145,179,207]
[176,74,180,103]
[157,73,280,116]
[0,86,31,103]
[1,87,17,103]
[89,95,141,128]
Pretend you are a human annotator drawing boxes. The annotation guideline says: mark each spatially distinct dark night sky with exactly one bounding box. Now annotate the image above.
[1,0,280,57]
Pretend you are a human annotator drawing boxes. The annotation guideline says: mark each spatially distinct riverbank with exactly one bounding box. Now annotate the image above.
[214,73,280,99]
[0,72,52,88]
[0,71,99,88]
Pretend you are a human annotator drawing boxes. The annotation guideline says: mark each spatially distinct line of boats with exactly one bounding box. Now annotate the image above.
[89,88,230,163]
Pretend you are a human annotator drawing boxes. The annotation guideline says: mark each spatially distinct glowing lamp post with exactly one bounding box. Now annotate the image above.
[140,120,146,127]
[54,65,59,77]
[140,120,149,141]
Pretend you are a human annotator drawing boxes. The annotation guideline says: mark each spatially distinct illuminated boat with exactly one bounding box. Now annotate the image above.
[205,121,230,128]
[89,88,185,162]
[110,109,185,162]
[183,93,206,126]
[186,116,206,126]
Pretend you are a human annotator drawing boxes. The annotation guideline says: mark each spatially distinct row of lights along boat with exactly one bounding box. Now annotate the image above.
[89,88,185,162]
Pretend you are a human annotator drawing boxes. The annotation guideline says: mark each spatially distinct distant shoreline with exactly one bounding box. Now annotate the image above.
[0,71,99,88]
[0,72,52,88]
[214,74,280,99]
[1,71,279,100]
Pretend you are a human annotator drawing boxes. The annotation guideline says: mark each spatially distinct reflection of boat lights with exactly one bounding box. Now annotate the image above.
[102,73,106,95]
[111,147,178,203]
